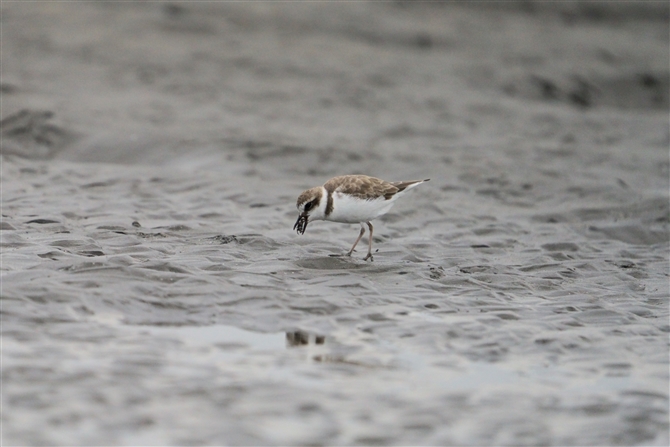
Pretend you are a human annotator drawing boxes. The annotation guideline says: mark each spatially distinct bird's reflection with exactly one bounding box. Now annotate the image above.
[286,331,366,366]
[286,331,325,347]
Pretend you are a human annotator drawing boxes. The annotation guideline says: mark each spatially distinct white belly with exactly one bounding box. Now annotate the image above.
[326,192,396,223]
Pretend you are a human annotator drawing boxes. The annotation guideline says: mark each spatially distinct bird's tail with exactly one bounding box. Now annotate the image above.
[391,178,430,193]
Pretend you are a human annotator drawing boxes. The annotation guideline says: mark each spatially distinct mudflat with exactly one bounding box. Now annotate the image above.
[2,2,668,445]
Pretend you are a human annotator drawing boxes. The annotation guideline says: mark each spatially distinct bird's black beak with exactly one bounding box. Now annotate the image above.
[294,213,308,235]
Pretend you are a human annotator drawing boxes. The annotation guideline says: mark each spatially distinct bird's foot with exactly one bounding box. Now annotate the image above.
[363,253,374,262]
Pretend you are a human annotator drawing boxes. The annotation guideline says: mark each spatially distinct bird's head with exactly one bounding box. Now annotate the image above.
[294,187,324,234]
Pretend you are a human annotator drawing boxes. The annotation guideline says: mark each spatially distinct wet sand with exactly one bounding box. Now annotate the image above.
[1,2,669,445]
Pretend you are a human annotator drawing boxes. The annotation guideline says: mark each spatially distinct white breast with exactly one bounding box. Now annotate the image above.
[326,192,397,223]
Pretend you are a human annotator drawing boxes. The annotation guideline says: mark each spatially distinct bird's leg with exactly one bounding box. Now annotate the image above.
[363,221,374,261]
[346,223,366,256]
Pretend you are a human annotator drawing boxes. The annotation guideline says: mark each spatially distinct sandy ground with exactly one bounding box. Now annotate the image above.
[1,2,669,445]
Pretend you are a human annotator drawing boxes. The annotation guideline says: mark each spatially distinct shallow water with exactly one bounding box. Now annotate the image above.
[2,2,669,445]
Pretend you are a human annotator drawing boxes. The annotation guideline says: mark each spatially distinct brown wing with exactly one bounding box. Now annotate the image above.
[324,175,399,200]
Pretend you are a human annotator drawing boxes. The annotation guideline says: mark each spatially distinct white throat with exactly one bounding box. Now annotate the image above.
[310,186,329,221]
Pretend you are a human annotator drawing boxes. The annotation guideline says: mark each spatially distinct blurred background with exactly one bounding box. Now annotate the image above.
[2,2,668,445]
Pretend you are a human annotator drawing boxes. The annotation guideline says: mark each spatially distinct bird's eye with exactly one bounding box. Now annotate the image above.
[304,202,313,211]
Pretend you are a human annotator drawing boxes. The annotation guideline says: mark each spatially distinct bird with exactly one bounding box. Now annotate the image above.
[293,175,429,261]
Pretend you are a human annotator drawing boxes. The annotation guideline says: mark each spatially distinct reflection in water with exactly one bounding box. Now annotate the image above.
[286,331,325,347]
[286,331,357,365]
[285,331,383,367]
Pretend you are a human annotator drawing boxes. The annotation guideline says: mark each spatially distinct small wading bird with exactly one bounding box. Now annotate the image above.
[294,175,430,261]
